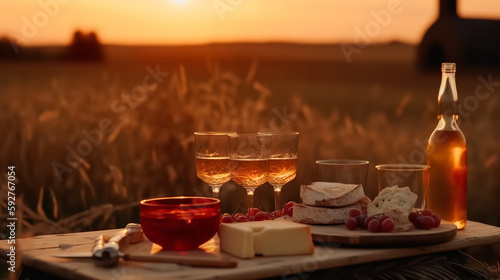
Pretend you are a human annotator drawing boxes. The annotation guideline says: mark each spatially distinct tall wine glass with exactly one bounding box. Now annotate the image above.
[262,132,299,212]
[194,132,234,198]
[228,133,270,214]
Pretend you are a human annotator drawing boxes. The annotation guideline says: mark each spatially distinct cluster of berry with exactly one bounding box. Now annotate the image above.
[345,208,443,232]
[409,209,441,229]
[344,209,395,232]
[220,201,295,223]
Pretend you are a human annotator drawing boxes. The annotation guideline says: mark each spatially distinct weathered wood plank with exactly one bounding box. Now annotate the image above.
[1,221,499,280]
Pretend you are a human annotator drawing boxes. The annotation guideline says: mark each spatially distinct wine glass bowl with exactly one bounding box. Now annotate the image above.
[264,132,299,212]
[194,132,234,198]
[229,159,269,189]
[228,133,271,214]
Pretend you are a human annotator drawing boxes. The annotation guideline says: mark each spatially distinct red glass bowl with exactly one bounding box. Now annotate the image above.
[140,196,220,251]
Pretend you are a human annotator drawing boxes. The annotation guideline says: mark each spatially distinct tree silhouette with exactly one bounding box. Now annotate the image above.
[0,37,21,60]
[67,30,104,61]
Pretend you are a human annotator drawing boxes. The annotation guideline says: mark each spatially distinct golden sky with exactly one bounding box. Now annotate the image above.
[2,0,500,46]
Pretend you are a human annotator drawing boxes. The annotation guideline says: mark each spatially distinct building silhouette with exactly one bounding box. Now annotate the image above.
[418,0,500,69]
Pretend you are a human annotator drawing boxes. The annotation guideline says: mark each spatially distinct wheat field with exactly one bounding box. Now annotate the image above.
[0,43,499,239]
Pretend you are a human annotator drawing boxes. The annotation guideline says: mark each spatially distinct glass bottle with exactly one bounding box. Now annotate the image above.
[427,62,467,229]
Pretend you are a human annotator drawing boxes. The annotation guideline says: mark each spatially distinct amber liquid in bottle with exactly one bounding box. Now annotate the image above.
[427,63,467,230]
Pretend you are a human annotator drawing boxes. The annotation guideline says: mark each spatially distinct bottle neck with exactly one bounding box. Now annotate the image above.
[437,70,458,124]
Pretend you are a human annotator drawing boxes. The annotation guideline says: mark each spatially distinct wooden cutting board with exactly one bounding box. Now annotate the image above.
[309,221,457,246]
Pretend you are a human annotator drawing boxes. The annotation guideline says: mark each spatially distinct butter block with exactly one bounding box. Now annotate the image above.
[219,220,314,259]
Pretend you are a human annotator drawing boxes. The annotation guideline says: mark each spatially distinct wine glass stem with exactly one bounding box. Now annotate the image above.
[246,189,254,214]
[273,184,283,212]
[209,185,221,199]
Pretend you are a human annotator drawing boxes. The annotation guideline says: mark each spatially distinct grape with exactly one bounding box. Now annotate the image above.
[255,211,270,221]
[413,215,421,228]
[418,216,435,229]
[345,217,358,230]
[221,215,235,223]
[379,215,390,222]
[356,215,367,228]
[364,216,376,229]
[248,208,260,217]
[269,210,282,219]
[367,218,381,233]
[381,218,395,232]
[283,201,295,215]
[349,209,361,218]
[233,213,244,220]
[236,216,249,222]
[287,206,294,217]
[421,209,433,216]
[408,212,419,224]
[431,214,441,227]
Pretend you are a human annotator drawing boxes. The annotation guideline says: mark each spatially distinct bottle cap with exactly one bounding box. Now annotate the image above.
[441,62,456,73]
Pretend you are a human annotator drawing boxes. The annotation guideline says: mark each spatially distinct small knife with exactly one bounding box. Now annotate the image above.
[53,223,237,268]
[53,251,238,268]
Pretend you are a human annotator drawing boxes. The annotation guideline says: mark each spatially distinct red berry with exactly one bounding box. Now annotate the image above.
[236,216,249,222]
[368,218,381,232]
[283,201,295,215]
[421,209,433,216]
[248,208,260,217]
[233,213,244,220]
[418,216,435,229]
[379,215,390,222]
[221,215,235,223]
[345,217,358,230]
[287,207,294,217]
[364,216,376,229]
[431,214,441,227]
[409,212,420,224]
[381,218,395,232]
[269,210,282,219]
[356,215,367,228]
[349,209,361,218]
[255,211,270,221]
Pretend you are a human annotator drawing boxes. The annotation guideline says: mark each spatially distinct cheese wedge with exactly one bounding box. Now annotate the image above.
[368,185,417,232]
[293,196,370,225]
[367,185,417,216]
[219,220,314,259]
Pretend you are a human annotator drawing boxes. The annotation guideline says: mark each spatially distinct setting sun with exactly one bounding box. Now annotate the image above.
[171,0,189,5]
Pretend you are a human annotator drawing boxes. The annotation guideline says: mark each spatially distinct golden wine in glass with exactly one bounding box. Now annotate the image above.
[194,132,234,198]
[262,132,299,212]
[229,133,270,214]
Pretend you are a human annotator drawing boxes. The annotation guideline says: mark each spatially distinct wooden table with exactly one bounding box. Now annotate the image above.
[2,221,500,280]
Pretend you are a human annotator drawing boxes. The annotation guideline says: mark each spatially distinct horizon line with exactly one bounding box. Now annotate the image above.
[14,40,418,48]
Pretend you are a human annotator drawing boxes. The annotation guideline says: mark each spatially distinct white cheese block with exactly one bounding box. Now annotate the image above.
[219,220,314,259]
[300,182,365,207]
